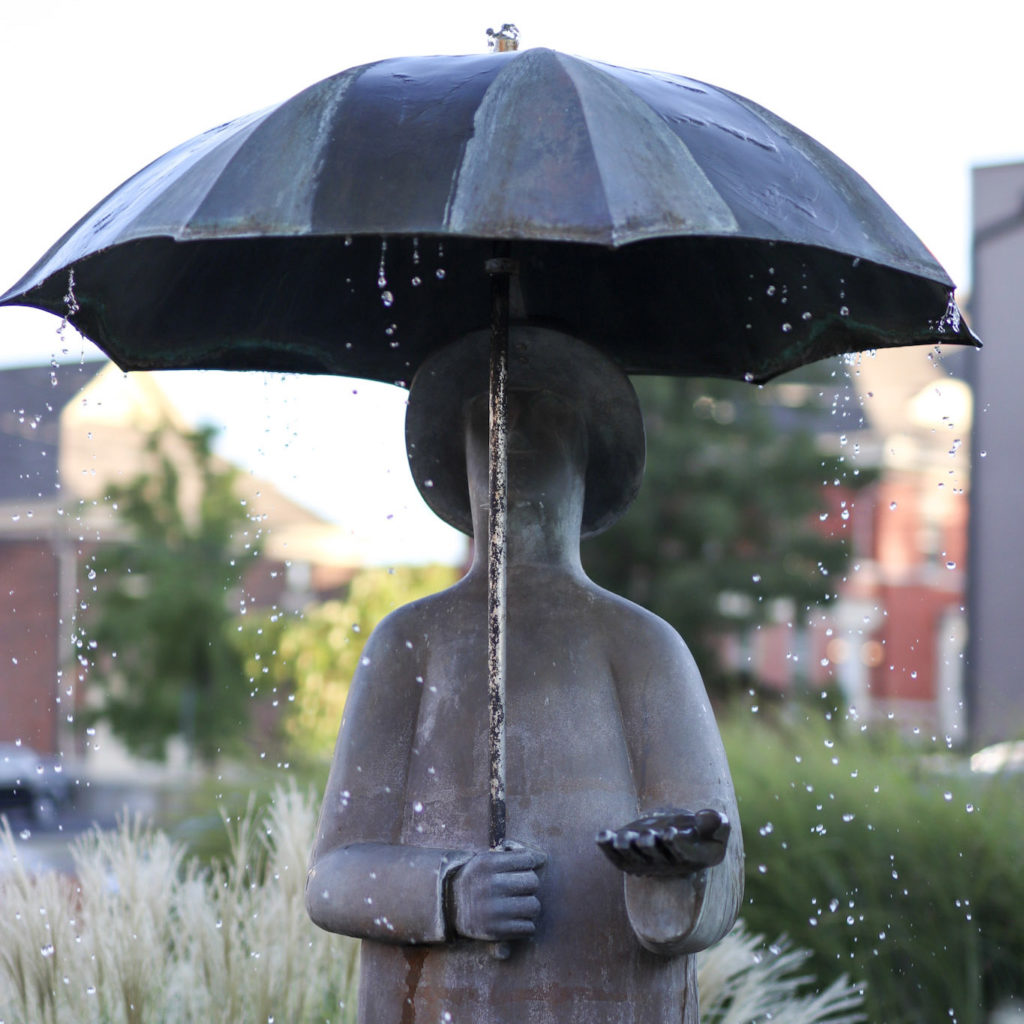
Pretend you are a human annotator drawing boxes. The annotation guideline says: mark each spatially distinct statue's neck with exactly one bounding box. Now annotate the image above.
[468,496,584,577]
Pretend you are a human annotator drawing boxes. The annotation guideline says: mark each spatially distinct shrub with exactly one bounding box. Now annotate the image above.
[725,712,1024,1023]
[0,786,357,1024]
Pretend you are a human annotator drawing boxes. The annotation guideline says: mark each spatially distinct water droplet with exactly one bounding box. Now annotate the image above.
[839,306,850,317]
[766,284,777,296]
[435,268,446,280]
[411,276,422,287]
[781,322,792,333]
[413,801,424,813]
[743,372,754,382]
[380,290,394,307]
[889,501,898,510]
[943,791,953,801]
[758,822,774,836]
[752,573,761,583]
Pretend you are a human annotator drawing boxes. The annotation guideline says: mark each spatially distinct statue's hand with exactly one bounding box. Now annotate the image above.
[596,809,730,877]
[449,843,546,942]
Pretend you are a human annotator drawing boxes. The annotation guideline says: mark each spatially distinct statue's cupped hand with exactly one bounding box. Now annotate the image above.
[596,809,730,877]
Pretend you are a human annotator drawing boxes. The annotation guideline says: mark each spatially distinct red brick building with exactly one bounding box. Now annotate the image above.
[740,347,972,740]
[0,361,361,761]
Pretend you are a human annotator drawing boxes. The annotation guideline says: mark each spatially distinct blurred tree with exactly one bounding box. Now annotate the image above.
[583,374,870,698]
[83,426,258,764]
[240,564,458,757]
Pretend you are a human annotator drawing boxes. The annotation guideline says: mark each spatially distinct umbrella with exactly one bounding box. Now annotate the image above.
[0,45,978,859]
[0,47,975,382]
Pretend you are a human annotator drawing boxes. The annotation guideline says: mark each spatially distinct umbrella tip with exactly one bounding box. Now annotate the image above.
[486,24,520,52]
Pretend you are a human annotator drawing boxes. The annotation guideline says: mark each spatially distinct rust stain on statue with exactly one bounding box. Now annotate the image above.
[401,947,429,1024]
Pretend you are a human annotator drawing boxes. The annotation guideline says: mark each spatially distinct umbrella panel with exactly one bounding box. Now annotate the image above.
[13,233,970,385]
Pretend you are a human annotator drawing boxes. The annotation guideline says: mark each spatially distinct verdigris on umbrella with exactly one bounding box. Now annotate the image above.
[1,38,978,1024]
[0,47,974,381]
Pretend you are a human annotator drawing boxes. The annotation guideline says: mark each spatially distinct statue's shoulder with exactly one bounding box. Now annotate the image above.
[586,582,678,640]
[585,582,699,677]
[366,575,474,643]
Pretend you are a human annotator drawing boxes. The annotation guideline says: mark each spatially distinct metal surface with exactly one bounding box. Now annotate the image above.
[485,257,511,854]
[307,339,743,1021]
[1,48,975,383]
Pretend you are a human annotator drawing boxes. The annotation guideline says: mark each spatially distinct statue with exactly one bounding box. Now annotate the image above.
[306,328,743,1023]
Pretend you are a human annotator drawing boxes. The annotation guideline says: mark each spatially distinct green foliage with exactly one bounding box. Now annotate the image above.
[583,374,870,696]
[83,427,259,764]
[725,711,1024,1023]
[240,563,458,757]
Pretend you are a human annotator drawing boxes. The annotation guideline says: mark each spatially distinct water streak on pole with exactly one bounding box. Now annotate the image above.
[485,251,514,853]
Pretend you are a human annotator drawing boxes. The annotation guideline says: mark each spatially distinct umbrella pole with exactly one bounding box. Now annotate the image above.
[484,251,515,855]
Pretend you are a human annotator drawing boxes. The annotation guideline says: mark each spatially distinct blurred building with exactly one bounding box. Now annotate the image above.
[732,347,972,740]
[0,361,364,759]
[966,160,1024,747]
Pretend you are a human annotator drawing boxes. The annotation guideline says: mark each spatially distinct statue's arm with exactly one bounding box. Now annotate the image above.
[304,610,543,946]
[611,614,744,955]
[305,614,470,944]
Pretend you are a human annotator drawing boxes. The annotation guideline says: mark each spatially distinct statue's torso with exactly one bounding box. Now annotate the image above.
[357,575,699,1023]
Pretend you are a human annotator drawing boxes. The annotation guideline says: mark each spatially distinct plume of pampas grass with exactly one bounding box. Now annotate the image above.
[1,785,357,1024]
[698,924,865,1024]
[2,785,861,1023]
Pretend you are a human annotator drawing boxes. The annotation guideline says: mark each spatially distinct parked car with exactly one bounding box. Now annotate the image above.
[0,742,71,825]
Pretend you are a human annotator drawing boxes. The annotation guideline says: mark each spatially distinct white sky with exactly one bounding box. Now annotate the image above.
[1,0,1020,564]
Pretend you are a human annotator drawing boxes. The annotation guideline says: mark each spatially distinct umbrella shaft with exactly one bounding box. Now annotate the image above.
[486,255,513,852]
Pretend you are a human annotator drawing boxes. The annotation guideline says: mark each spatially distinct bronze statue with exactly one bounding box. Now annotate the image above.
[307,328,743,1023]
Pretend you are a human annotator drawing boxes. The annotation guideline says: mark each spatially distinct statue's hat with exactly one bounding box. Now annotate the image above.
[406,326,645,538]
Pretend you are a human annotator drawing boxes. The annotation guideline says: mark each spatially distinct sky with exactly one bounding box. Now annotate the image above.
[1,0,1020,564]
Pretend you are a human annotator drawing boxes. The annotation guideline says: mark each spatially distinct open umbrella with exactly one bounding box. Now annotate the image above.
[0,44,978,857]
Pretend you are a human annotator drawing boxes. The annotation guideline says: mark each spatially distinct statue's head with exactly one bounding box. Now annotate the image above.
[405,326,645,538]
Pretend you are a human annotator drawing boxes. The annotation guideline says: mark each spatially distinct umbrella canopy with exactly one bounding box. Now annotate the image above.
[0,47,975,383]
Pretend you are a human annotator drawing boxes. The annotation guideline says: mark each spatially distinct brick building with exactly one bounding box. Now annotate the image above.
[0,361,361,760]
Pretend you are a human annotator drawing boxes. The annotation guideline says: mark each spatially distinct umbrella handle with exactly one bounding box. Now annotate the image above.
[486,253,515,961]
[485,254,515,853]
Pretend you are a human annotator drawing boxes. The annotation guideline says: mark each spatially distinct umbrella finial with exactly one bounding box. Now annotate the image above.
[486,24,520,52]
